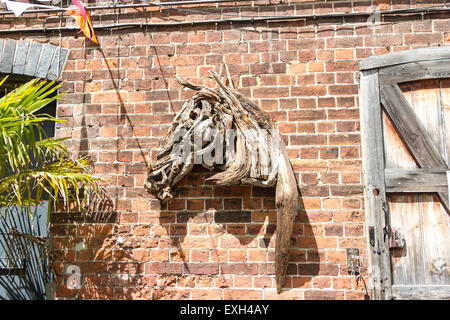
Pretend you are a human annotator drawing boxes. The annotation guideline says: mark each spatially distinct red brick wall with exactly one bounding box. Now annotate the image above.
[3,0,450,299]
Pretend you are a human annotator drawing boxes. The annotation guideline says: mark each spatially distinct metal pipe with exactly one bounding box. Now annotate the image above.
[0,0,252,15]
[0,6,449,34]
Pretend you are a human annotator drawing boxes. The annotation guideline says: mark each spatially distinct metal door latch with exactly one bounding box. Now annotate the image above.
[388,228,405,249]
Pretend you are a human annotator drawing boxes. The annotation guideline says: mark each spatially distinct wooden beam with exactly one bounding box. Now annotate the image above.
[380,84,447,168]
[392,285,450,300]
[359,46,450,70]
[379,59,450,85]
[275,138,299,294]
[385,169,449,193]
[359,69,392,300]
[380,84,449,211]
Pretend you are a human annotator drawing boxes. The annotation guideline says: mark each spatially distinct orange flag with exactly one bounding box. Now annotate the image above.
[66,8,98,44]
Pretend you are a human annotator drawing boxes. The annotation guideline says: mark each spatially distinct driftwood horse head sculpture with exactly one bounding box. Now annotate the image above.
[145,71,298,293]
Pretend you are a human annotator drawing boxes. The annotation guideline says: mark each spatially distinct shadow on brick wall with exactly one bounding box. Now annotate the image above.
[152,164,320,293]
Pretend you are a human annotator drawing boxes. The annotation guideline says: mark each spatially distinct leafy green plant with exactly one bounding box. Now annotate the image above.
[0,76,103,215]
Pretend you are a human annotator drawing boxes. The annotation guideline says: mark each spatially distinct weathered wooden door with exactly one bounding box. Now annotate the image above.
[359,48,450,300]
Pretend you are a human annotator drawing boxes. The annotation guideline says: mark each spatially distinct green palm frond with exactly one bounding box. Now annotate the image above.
[0,158,102,209]
[0,76,105,219]
[0,77,64,176]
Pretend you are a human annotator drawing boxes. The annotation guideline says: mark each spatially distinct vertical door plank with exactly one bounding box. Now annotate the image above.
[440,79,450,165]
[388,194,424,285]
[387,194,408,286]
[360,69,392,300]
[382,111,417,169]
[421,194,450,285]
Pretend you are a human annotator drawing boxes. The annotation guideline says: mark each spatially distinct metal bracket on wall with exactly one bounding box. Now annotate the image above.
[346,248,361,273]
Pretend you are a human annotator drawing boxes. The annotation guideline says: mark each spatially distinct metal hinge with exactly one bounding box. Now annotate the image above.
[388,227,405,249]
[369,226,375,247]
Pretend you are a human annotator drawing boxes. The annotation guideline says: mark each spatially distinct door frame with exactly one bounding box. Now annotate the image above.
[358,46,450,300]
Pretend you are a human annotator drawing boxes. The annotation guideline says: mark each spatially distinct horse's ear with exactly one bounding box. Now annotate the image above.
[147,160,154,173]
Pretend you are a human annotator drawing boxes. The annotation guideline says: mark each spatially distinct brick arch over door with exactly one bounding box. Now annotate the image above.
[0,39,69,80]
